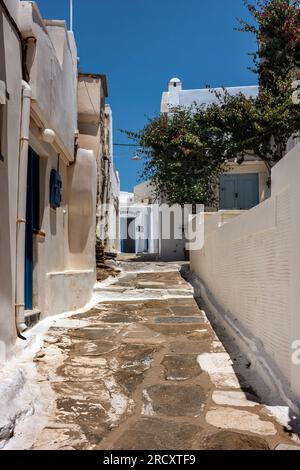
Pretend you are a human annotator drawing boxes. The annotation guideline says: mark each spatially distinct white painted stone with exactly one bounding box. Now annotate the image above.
[275,444,300,451]
[137,282,166,287]
[51,319,90,329]
[263,406,291,429]
[206,407,277,436]
[262,406,300,444]
[103,376,134,424]
[212,391,258,408]
[0,80,6,104]
[197,353,235,374]
[197,353,241,389]
[209,373,241,389]
[142,390,155,417]
[211,341,225,352]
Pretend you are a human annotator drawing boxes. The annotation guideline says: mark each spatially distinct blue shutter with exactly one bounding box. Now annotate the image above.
[219,173,259,210]
[50,169,62,210]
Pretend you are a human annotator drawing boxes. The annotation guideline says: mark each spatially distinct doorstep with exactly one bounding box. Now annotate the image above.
[24,309,41,329]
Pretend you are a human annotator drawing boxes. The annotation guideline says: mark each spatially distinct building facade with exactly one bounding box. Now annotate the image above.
[77,79,120,255]
[0,0,100,354]
[102,104,120,254]
[120,189,159,256]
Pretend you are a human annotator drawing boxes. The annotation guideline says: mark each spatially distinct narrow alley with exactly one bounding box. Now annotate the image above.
[5,259,299,451]
[3,0,300,458]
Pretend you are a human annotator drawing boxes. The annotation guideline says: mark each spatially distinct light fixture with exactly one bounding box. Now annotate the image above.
[41,128,56,144]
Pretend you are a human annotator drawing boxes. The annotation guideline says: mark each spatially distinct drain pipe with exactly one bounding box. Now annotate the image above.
[15,80,32,337]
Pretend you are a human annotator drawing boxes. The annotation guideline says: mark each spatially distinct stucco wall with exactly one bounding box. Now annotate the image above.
[160,230,185,261]
[29,127,96,319]
[67,149,97,272]
[28,123,69,313]
[134,181,156,204]
[0,1,98,354]
[106,165,120,253]
[190,143,300,402]
[18,2,77,162]
[77,75,105,161]
[0,1,23,350]
[45,270,95,317]
[22,4,96,320]
[4,0,18,20]
[77,74,107,233]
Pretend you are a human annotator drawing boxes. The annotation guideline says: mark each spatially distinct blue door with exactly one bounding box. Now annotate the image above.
[25,148,40,310]
[219,175,236,210]
[220,173,259,210]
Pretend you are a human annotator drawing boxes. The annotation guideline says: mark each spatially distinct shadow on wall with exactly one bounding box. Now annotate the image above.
[67,149,96,258]
[39,156,47,232]
[79,121,99,138]
[36,156,56,236]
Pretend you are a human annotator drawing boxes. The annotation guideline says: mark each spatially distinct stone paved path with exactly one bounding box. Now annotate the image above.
[30,261,300,450]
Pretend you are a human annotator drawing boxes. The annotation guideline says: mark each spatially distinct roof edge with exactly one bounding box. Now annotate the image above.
[78,72,108,97]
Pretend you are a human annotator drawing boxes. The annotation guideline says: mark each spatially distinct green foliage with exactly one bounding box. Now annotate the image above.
[236,0,300,161]
[211,75,300,165]
[126,108,226,206]
[238,0,300,91]
[125,0,300,205]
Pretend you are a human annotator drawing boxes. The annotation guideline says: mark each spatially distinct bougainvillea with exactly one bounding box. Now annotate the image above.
[125,0,300,205]
[239,0,300,91]
[125,107,228,206]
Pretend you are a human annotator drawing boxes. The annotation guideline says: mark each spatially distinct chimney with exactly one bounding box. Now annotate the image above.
[168,77,182,92]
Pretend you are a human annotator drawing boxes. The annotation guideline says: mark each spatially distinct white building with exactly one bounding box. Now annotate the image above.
[120,188,159,256]
[162,78,270,211]
[77,78,120,256]
[102,104,120,254]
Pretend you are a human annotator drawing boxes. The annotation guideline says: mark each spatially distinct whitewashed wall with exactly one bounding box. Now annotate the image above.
[190,143,300,404]
[0,0,23,349]
[19,2,78,162]
[107,165,120,253]
[0,1,97,353]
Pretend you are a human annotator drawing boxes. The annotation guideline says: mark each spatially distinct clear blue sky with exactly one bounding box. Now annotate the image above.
[36,0,257,192]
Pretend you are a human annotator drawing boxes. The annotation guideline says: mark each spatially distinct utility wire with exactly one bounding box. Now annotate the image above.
[113,143,140,147]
